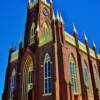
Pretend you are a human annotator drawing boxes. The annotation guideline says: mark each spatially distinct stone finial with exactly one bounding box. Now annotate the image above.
[56,10,60,20]
[73,24,77,33]
[60,13,64,24]
[84,32,88,41]
[93,41,96,48]
[53,11,55,20]
[36,23,40,32]
[50,0,52,3]
[28,0,31,3]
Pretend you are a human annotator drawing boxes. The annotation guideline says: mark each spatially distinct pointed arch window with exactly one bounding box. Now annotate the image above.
[28,63,33,88]
[25,55,34,92]
[21,54,33,100]
[30,22,35,44]
[83,62,90,94]
[69,54,78,94]
[93,65,100,89]
[44,53,51,94]
[31,22,35,37]
[9,69,16,100]
[43,23,49,34]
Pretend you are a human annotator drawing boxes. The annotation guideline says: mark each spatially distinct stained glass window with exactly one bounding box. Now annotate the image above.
[30,22,35,44]
[93,65,100,89]
[21,54,33,100]
[9,69,16,100]
[44,53,51,94]
[83,63,90,94]
[43,23,49,34]
[27,58,33,91]
[69,54,78,94]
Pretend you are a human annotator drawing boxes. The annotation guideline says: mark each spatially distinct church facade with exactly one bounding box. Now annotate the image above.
[2,0,100,100]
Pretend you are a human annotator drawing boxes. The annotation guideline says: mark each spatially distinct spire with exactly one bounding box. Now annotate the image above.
[60,13,64,24]
[44,0,47,4]
[56,10,60,20]
[93,41,96,48]
[19,35,22,43]
[73,24,77,33]
[83,32,88,41]
[36,23,40,32]
[28,0,31,3]
[50,0,52,3]
[53,11,55,20]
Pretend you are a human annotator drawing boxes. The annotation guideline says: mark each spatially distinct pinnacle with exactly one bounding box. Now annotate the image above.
[93,41,96,48]
[56,10,60,20]
[28,0,31,3]
[50,0,52,3]
[60,13,64,24]
[73,24,77,33]
[84,32,88,41]
[53,11,55,20]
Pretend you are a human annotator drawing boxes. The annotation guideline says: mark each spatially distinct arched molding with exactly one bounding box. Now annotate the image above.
[93,64,100,89]
[83,60,89,71]
[30,22,36,38]
[21,51,34,100]
[9,68,16,100]
[83,60,90,94]
[43,53,52,95]
[68,53,78,94]
[11,68,16,77]
[44,53,51,64]
[68,53,76,65]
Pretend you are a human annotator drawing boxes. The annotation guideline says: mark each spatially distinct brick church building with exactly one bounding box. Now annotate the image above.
[2,0,100,100]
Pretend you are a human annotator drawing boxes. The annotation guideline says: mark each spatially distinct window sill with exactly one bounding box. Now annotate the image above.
[43,93,52,96]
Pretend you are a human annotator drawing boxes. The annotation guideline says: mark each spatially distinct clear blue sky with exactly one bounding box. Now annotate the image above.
[0,0,100,99]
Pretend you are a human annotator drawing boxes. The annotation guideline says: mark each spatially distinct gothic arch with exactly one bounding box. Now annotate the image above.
[68,53,78,94]
[9,68,16,99]
[84,60,89,70]
[83,60,90,94]
[68,53,76,65]
[43,22,50,34]
[21,53,33,100]
[30,22,36,45]
[93,64,100,89]
[42,21,50,28]
[30,22,35,37]
[43,53,51,94]
[12,68,16,76]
